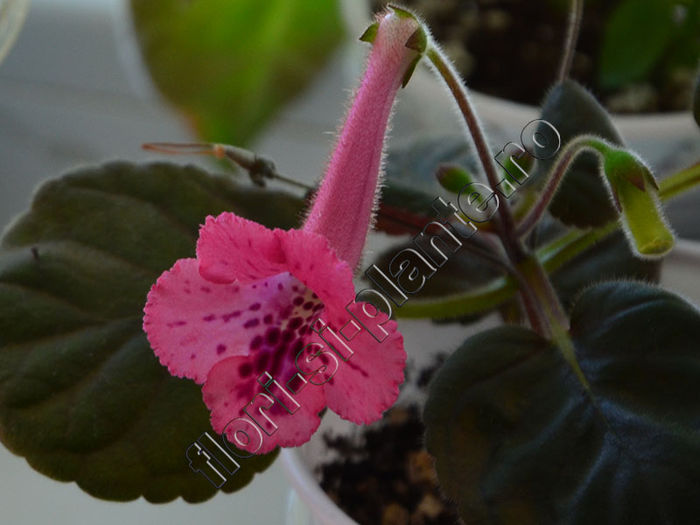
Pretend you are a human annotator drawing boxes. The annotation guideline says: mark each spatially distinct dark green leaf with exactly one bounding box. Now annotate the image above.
[0,162,306,502]
[532,80,624,228]
[377,136,479,235]
[425,281,700,524]
[129,0,344,145]
[599,0,675,90]
[533,216,661,312]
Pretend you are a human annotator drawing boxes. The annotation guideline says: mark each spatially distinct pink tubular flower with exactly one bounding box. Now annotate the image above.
[143,9,420,454]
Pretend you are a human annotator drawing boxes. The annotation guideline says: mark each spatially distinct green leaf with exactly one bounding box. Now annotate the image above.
[425,281,700,524]
[129,0,344,145]
[550,228,660,311]
[532,80,624,228]
[599,0,675,90]
[377,136,480,235]
[0,162,306,502]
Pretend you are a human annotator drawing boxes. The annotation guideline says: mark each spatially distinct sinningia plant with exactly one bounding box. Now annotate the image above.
[0,2,699,523]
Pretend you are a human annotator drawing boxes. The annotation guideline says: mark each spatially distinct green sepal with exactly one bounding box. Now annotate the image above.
[405,27,427,53]
[359,21,379,44]
[401,54,421,88]
[387,4,417,20]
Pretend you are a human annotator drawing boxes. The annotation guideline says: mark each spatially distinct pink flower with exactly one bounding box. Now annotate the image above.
[143,9,419,453]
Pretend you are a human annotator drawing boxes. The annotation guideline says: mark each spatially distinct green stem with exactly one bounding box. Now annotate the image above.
[396,160,700,321]
[659,162,700,201]
[557,0,585,83]
[516,136,611,237]
[426,46,525,262]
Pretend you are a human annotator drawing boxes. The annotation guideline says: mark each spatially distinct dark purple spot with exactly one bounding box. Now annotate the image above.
[244,318,260,329]
[266,328,281,344]
[184,288,191,294]
[289,317,303,330]
[216,344,227,355]
[250,302,261,311]
[203,314,216,322]
[190,353,196,360]
[263,314,273,324]
[311,292,318,299]
[293,296,304,306]
[250,335,264,349]
[303,301,314,310]
[222,311,241,322]
[280,305,294,319]
[201,286,212,293]
[281,329,294,342]
[278,283,284,290]
[292,285,299,292]
[255,353,269,371]
[299,326,308,336]
[239,363,253,377]
[313,304,324,312]
[291,338,304,355]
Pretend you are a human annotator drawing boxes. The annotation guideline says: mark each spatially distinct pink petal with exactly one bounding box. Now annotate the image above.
[278,229,356,327]
[320,310,406,425]
[197,212,287,284]
[203,332,329,454]
[302,11,421,269]
[143,258,317,384]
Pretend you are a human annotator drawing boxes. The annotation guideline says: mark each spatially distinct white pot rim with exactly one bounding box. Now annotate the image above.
[280,239,700,525]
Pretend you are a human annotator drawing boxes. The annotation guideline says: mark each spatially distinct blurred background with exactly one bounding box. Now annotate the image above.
[0,1,698,524]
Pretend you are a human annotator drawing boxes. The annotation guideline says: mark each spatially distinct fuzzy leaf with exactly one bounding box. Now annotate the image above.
[0,162,306,502]
[425,281,700,524]
[531,80,624,228]
[377,136,480,235]
[129,0,343,145]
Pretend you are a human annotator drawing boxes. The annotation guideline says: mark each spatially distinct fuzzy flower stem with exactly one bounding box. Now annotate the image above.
[516,136,674,259]
[303,11,420,269]
[425,46,525,263]
[557,0,585,83]
[515,136,604,237]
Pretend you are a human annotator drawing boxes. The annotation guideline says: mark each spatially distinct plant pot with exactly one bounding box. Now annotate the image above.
[280,240,700,525]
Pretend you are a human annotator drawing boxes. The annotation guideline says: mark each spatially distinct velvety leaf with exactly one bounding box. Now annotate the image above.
[534,216,661,312]
[0,162,306,502]
[129,0,343,144]
[425,281,700,524]
[531,80,624,228]
[377,136,480,235]
[599,0,674,90]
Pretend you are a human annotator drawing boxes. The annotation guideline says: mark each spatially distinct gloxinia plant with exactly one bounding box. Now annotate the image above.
[0,1,699,523]
[143,10,418,454]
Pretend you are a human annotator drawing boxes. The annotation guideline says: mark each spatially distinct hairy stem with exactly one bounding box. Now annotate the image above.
[557,0,585,83]
[396,158,700,320]
[516,135,610,237]
[426,46,525,262]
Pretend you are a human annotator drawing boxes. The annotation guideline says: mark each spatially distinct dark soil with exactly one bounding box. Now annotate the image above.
[318,356,462,525]
[371,0,696,113]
